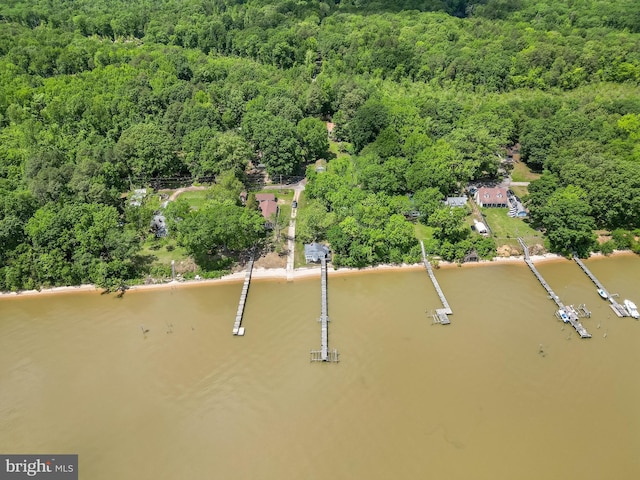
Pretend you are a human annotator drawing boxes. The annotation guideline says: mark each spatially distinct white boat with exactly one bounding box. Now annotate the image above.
[558,310,569,323]
[624,300,639,319]
[597,288,608,299]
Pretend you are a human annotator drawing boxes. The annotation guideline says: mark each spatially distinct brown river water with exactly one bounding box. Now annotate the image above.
[1,255,640,480]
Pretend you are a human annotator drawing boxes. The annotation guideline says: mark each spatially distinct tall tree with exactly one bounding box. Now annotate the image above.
[297,117,329,161]
[115,122,182,181]
[537,185,596,256]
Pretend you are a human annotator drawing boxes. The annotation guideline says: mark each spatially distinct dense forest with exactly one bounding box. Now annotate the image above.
[0,0,639,290]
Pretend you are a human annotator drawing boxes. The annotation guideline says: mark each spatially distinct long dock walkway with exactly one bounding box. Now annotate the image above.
[311,257,338,362]
[517,238,591,338]
[232,254,254,336]
[420,241,452,324]
[572,255,629,317]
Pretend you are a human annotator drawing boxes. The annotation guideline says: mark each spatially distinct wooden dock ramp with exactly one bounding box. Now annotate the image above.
[311,257,339,362]
[232,254,254,335]
[420,240,452,324]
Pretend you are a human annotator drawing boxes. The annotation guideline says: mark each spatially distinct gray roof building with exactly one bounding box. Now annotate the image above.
[444,195,468,207]
[304,243,330,263]
[150,214,168,238]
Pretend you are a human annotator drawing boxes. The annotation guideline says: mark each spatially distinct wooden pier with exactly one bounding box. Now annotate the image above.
[311,257,339,362]
[420,241,452,324]
[572,255,630,317]
[432,309,451,325]
[232,254,254,336]
[517,238,592,339]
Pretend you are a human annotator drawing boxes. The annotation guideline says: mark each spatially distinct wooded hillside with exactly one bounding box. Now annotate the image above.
[1,0,639,289]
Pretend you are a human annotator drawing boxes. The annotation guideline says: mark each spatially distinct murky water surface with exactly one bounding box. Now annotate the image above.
[1,255,640,479]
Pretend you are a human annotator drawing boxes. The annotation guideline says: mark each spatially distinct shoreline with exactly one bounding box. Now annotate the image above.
[0,250,635,300]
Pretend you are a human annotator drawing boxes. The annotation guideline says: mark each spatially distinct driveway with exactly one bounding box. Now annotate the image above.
[286,181,306,280]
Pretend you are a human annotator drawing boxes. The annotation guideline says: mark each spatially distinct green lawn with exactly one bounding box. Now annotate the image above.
[293,190,322,268]
[140,239,190,265]
[511,162,541,183]
[255,189,294,201]
[481,208,543,245]
[329,139,350,159]
[278,203,292,228]
[296,190,307,209]
[294,239,307,268]
[414,222,435,242]
[178,190,209,209]
[510,185,529,198]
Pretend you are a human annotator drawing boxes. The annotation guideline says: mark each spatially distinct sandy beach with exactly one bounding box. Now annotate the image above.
[0,250,635,299]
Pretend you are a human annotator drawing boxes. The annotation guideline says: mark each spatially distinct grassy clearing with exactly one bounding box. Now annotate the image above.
[278,204,292,226]
[178,190,209,209]
[481,208,543,245]
[294,239,307,268]
[293,191,321,268]
[511,162,541,182]
[297,190,307,209]
[255,189,294,201]
[510,185,529,198]
[140,238,190,265]
[329,139,350,158]
[276,190,294,201]
[414,222,435,242]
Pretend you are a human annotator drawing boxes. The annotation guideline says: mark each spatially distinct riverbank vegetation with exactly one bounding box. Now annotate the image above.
[1,0,639,289]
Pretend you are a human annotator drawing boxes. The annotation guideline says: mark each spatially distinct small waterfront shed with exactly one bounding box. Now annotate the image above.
[304,243,330,263]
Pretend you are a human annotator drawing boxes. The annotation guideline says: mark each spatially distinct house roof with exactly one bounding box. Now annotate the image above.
[476,187,508,205]
[260,200,278,220]
[255,193,277,220]
[150,214,168,237]
[255,193,276,202]
[444,195,468,207]
[304,243,330,262]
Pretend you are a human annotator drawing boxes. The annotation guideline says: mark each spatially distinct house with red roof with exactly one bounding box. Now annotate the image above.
[255,193,279,228]
[474,187,508,208]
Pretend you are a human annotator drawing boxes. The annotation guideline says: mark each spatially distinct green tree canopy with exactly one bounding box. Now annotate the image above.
[115,122,182,181]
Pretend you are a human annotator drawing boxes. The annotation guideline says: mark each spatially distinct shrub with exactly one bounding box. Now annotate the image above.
[599,240,615,255]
